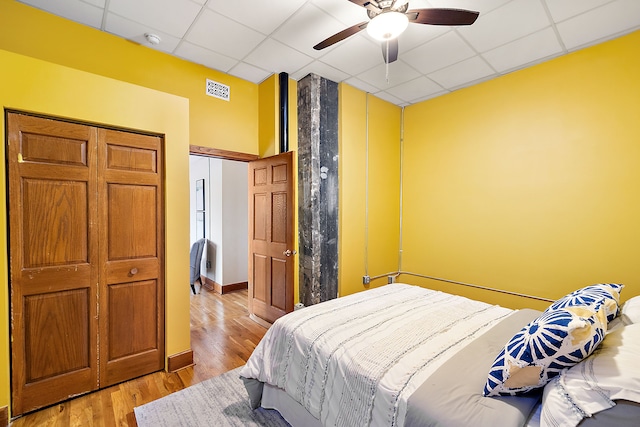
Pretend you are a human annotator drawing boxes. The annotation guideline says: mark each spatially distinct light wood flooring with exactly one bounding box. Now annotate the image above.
[9,288,268,427]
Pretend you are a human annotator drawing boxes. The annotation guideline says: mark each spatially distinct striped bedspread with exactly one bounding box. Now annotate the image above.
[239,283,512,427]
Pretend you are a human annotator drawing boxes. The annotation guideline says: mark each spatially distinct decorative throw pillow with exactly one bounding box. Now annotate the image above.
[483,303,607,397]
[546,283,623,323]
[540,323,640,427]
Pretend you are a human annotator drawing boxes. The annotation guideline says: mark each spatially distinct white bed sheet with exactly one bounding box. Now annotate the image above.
[240,283,512,427]
[263,383,543,427]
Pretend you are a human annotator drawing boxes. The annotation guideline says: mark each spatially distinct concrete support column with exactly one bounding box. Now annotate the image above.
[297,73,339,306]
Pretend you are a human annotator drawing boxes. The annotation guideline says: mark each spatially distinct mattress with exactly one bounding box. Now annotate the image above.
[240,283,543,426]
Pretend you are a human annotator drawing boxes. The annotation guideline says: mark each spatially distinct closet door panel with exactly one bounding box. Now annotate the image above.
[98,128,165,387]
[107,184,157,259]
[24,289,90,381]
[108,280,158,359]
[7,113,99,415]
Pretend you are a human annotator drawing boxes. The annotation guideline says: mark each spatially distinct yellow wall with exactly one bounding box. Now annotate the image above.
[402,30,640,310]
[259,75,278,158]
[0,49,191,415]
[257,74,301,303]
[339,85,402,296]
[0,0,259,154]
[288,78,300,305]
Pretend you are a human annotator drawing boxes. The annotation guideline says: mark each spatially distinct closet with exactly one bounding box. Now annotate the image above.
[7,112,165,415]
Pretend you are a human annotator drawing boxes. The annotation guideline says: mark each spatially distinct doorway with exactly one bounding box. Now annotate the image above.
[187,146,296,327]
[189,154,249,294]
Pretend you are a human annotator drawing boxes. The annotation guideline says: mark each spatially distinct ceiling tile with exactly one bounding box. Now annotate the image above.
[185,9,265,60]
[272,3,348,58]
[205,0,307,35]
[372,90,405,106]
[397,23,451,53]
[290,61,350,83]
[316,35,384,75]
[403,31,476,74]
[386,76,443,102]
[357,60,421,91]
[19,0,104,29]
[344,77,381,95]
[545,0,613,22]
[425,0,511,13]
[81,0,106,7]
[174,41,239,73]
[482,27,563,73]
[228,62,272,84]
[556,0,640,50]
[105,13,181,53]
[243,38,314,75]
[108,0,202,38]
[428,56,496,89]
[311,0,368,26]
[457,0,550,52]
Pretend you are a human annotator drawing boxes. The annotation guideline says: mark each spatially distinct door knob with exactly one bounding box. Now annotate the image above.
[129,267,138,276]
[283,250,297,257]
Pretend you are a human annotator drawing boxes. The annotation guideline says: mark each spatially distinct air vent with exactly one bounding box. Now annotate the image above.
[206,79,230,101]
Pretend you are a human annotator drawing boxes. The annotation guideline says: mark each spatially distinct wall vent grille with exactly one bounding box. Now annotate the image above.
[206,79,230,101]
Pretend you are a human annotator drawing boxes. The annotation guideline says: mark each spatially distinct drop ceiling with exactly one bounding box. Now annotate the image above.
[17,0,640,106]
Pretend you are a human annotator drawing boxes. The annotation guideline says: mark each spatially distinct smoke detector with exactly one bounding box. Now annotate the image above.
[144,33,161,45]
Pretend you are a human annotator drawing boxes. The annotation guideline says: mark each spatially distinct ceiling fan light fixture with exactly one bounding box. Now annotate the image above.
[366,11,409,41]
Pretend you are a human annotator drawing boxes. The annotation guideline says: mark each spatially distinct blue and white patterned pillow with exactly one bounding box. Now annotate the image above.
[483,303,607,397]
[546,283,624,323]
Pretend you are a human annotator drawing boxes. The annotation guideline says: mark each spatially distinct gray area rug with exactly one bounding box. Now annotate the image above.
[134,367,290,427]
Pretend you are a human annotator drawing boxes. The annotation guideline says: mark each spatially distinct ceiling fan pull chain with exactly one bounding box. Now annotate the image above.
[385,40,390,84]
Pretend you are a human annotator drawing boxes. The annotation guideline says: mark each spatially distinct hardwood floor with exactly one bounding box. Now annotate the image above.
[9,288,267,427]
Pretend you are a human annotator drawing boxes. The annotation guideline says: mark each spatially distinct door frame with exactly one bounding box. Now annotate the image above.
[188,146,297,324]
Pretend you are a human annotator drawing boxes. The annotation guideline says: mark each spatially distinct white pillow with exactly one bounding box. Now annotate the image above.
[540,323,640,427]
[620,295,640,324]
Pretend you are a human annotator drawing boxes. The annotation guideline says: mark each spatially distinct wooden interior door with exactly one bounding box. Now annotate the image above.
[7,113,99,415]
[248,151,295,324]
[98,128,165,387]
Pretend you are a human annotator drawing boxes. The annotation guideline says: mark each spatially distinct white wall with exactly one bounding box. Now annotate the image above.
[209,157,224,283]
[188,155,209,245]
[221,160,249,285]
[189,155,248,287]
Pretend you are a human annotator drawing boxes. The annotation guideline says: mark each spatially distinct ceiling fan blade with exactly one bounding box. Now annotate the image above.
[348,0,382,14]
[406,8,479,26]
[313,21,368,50]
[382,39,399,64]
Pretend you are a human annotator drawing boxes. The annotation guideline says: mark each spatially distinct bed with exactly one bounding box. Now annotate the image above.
[239,282,640,427]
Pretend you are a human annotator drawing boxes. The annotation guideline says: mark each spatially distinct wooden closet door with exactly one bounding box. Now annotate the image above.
[98,128,165,386]
[7,113,99,415]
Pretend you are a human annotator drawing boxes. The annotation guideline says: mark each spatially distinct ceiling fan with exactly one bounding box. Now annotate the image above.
[313,0,479,64]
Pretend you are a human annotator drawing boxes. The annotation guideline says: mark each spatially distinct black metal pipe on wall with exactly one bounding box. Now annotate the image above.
[279,72,289,153]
